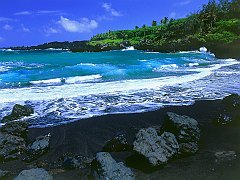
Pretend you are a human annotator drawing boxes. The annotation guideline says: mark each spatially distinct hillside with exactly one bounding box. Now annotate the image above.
[8,0,240,58]
[87,0,240,58]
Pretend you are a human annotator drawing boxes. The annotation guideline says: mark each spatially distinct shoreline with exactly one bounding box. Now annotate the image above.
[1,96,240,179]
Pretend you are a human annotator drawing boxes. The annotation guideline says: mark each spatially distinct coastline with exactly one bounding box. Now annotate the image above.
[1,97,240,179]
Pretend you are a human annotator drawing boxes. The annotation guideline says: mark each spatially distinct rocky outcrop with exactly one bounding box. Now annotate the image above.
[0,169,10,179]
[161,112,200,155]
[1,121,28,138]
[61,153,92,170]
[92,152,135,180]
[14,168,53,180]
[23,134,51,162]
[0,132,26,161]
[2,104,34,123]
[133,128,179,166]
[103,134,132,152]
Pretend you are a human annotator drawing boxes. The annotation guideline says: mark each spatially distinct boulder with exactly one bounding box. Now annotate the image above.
[92,152,135,180]
[103,134,132,152]
[1,121,28,138]
[0,132,26,161]
[0,169,10,179]
[161,112,201,155]
[161,112,200,143]
[61,153,92,170]
[179,142,199,155]
[133,128,179,166]
[2,104,34,123]
[14,168,53,180]
[23,134,50,162]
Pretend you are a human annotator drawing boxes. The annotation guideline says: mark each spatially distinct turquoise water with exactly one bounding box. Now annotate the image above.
[0,49,239,127]
[0,50,212,87]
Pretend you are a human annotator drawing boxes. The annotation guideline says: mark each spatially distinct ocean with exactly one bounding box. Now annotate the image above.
[0,48,239,127]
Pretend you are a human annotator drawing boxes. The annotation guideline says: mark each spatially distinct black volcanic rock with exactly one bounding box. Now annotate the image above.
[133,128,179,166]
[103,134,132,152]
[92,152,135,179]
[161,112,201,155]
[2,104,34,123]
[23,134,51,162]
[0,132,26,162]
[1,121,29,138]
[61,153,92,170]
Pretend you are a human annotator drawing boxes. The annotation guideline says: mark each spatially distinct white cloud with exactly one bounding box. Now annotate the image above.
[176,0,192,6]
[14,10,65,16]
[37,10,65,15]
[0,37,4,42]
[44,27,59,35]
[14,11,32,16]
[169,12,177,19]
[21,24,30,32]
[58,16,98,33]
[0,17,14,22]
[102,3,122,17]
[3,24,13,31]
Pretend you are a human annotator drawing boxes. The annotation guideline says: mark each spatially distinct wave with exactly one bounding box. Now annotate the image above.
[0,49,15,52]
[30,74,102,85]
[1,59,238,104]
[77,63,96,66]
[153,64,178,72]
[121,46,135,51]
[188,63,199,67]
[144,52,160,54]
[0,66,10,72]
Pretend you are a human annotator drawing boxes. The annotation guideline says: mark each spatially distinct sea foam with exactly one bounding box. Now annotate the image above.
[0,59,238,104]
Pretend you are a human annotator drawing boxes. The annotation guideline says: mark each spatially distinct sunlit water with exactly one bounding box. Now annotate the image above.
[0,49,239,127]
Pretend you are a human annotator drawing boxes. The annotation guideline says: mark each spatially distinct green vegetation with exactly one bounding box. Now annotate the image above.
[10,0,240,58]
[89,0,240,53]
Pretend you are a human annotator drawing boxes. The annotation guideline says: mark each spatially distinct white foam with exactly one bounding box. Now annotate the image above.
[0,66,9,72]
[178,51,198,54]
[30,74,102,85]
[77,63,96,66]
[0,59,238,104]
[188,63,199,67]
[144,52,160,54]
[199,47,208,53]
[67,74,102,83]
[30,78,63,85]
[153,64,178,72]
[122,46,135,51]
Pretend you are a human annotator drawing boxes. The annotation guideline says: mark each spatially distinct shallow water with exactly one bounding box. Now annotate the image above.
[0,49,239,127]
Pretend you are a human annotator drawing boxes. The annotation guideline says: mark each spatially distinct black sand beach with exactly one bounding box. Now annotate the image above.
[1,96,240,179]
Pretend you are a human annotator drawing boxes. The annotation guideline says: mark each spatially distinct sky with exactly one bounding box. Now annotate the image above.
[0,0,209,47]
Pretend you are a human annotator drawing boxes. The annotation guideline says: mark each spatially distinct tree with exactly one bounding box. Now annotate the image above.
[142,24,146,28]
[218,0,230,18]
[199,0,218,32]
[152,20,157,26]
[229,0,240,18]
[135,26,139,29]
[161,17,169,25]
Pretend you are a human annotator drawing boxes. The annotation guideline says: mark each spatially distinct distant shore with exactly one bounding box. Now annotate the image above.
[3,38,240,59]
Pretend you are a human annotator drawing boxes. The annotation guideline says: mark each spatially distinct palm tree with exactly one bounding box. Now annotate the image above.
[152,20,157,26]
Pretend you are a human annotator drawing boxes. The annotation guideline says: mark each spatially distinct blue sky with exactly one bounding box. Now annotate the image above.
[0,0,208,47]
